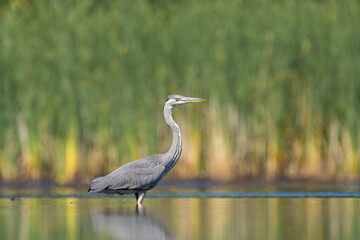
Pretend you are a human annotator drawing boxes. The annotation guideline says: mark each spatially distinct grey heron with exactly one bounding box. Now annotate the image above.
[88,95,205,204]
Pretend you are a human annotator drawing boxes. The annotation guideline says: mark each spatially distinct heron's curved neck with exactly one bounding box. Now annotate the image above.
[163,105,182,168]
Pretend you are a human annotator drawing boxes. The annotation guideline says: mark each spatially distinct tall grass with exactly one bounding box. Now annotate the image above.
[0,0,360,182]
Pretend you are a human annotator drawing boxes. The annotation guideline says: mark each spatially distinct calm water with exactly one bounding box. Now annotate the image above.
[1,191,360,240]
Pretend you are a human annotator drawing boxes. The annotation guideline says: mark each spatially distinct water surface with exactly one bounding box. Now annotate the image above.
[1,192,360,240]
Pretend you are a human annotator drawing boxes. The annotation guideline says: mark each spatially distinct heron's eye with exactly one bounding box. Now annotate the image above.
[175,98,180,101]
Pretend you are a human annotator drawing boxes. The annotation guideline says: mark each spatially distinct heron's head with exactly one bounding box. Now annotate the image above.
[165,95,206,107]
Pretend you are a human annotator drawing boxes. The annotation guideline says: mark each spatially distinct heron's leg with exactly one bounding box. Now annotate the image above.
[135,192,139,200]
[137,191,147,205]
[136,204,146,215]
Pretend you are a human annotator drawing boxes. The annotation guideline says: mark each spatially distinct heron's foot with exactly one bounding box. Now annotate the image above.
[136,191,147,205]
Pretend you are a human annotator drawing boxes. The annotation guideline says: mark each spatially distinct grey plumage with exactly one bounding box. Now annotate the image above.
[88,95,205,204]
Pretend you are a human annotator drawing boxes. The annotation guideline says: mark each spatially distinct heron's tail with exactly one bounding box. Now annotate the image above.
[88,176,109,193]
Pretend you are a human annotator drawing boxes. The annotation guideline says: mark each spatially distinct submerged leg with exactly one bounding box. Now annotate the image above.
[137,191,147,205]
[136,204,146,215]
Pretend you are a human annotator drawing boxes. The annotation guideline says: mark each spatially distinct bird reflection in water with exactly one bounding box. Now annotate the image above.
[91,204,173,240]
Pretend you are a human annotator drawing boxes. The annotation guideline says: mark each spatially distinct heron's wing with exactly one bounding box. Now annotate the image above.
[107,162,165,191]
[88,155,167,193]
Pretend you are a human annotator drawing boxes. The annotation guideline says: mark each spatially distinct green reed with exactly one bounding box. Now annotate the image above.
[0,0,360,182]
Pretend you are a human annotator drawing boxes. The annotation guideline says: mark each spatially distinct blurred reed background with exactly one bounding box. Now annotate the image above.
[0,0,360,183]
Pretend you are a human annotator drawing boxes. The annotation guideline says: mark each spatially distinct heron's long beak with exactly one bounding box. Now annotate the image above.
[182,97,206,103]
